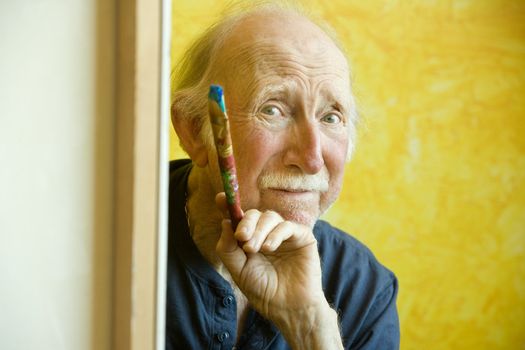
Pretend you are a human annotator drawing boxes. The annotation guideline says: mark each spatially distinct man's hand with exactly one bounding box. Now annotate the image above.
[215,192,343,349]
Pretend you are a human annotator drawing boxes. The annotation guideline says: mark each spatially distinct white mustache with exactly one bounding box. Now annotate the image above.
[258,169,329,192]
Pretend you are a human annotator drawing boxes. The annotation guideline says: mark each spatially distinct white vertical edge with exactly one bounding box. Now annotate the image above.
[156,0,172,348]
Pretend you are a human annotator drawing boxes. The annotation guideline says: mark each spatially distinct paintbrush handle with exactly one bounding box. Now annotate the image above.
[208,85,244,231]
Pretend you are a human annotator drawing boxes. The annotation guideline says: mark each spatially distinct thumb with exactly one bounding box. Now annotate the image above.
[216,219,246,280]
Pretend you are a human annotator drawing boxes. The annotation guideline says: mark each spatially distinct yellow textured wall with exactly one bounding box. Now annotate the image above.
[170,1,525,348]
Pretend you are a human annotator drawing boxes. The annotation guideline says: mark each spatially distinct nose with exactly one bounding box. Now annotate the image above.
[282,119,324,174]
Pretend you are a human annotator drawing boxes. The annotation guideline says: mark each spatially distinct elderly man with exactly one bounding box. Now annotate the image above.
[167,3,399,349]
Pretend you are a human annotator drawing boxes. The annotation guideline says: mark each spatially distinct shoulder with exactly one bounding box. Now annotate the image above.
[170,159,192,182]
[314,220,373,256]
[313,219,395,285]
[169,159,193,201]
[313,220,399,346]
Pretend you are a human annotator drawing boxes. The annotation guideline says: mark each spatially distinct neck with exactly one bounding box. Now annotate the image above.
[186,165,225,269]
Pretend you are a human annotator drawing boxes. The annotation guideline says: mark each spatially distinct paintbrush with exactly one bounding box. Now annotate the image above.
[208,84,244,231]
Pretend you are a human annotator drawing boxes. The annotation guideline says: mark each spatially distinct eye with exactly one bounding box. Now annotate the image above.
[260,105,283,117]
[321,113,342,124]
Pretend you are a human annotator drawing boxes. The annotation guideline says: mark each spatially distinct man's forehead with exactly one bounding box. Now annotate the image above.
[226,10,321,43]
[215,39,350,98]
[215,11,348,73]
[219,40,347,72]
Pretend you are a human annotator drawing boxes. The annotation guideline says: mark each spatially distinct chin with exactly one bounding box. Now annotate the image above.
[255,190,323,227]
[272,208,319,228]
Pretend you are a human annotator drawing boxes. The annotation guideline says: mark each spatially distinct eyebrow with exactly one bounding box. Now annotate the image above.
[239,78,353,118]
[322,92,351,115]
[236,80,295,113]
[318,82,354,112]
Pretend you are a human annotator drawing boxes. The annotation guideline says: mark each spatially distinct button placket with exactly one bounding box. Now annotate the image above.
[212,291,236,349]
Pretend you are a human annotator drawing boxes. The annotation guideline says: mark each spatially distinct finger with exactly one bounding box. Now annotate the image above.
[260,220,296,252]
[261,221,316,253]
[234,209,261,242]
[216,219,247,279]
[243,210,283,253]
[215,192,229,219]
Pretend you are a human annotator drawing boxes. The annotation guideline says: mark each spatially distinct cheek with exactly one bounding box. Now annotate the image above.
[323,136,348,198]
[233,122,280,167]
[320,162,345,214]
[231,125,280,206]
[324,132,349,169]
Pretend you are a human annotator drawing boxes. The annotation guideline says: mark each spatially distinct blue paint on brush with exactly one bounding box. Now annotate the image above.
[208,84,226,113]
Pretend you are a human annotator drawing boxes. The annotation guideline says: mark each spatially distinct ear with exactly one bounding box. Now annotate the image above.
[171,103,209,168]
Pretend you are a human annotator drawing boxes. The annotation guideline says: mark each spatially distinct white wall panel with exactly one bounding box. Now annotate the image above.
[0,0,114,349]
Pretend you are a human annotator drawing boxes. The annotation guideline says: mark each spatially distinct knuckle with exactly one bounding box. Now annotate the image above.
[263,210,282,220]
[244,209,260,217]
[280,221,294,230]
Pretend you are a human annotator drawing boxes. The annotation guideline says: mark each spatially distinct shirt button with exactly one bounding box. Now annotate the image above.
[217,331,230,342]
[222,295,234,307]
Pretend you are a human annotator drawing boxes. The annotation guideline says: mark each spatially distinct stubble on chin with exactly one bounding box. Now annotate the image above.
[255,190,322,228]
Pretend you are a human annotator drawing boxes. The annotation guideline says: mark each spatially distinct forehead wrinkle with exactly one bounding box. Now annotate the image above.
[258,52,348,76]
[224,50,349,100]
[220,40,348,76]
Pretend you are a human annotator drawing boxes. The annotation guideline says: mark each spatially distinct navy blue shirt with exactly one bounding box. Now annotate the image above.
[166,159,400,349]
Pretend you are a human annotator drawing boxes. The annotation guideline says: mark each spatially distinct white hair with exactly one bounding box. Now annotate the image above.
[171,0,359,160]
